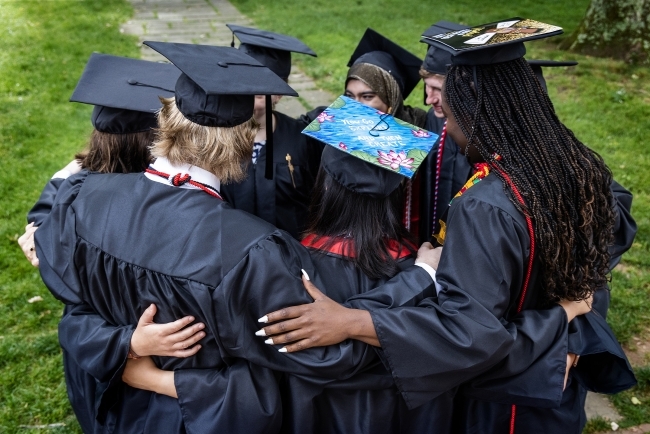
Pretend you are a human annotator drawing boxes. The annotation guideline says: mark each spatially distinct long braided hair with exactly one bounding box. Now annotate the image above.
[445,57,614,304]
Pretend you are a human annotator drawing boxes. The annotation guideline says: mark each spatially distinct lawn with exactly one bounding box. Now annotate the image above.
[1,0,649,432]
[0,1,139,432]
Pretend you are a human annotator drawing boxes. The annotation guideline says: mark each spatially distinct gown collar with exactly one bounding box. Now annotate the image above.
[145,157,221,192]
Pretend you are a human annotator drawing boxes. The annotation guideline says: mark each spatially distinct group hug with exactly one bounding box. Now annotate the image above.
[17,16,639,434]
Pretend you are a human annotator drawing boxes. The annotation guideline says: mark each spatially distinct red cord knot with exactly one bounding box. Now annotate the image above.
[170,173,191,186]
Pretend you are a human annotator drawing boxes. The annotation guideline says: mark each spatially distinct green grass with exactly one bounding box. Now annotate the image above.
[2,0,650,431]
[583,417,614,434]
[230,0,650,428]
[610,367,650,429]
[0,1,139,431]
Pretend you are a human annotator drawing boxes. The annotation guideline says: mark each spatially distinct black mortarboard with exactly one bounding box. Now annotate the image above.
[226,24,317,80]
[347,28,422,99]
[143,41,298,179]
[421,18,563,66]
[70,53,180,134]
[527,59,578,93]
[144,41,297,127]
[321,146,403,198]
[420,21,468,75]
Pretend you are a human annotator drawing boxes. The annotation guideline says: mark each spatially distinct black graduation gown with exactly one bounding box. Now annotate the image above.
[416,109,472,245]
[452,180,637,434]
[34,171,438,433]
[280,243,454,434]
[221,111,323,239]
[356,173,634,434]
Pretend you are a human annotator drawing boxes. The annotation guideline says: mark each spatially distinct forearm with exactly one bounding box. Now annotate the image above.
[123,358,178,399]
[346,309,380,347]
[133,370,177,398]
[154,371,177,398]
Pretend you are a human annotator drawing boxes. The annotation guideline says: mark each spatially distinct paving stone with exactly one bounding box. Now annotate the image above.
[276,97,307,119]
[121,0,334,116]
[298,89,336,109]
[586,392,623,422]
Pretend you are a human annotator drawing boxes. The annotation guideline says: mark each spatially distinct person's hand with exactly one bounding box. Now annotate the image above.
[122,356,177,398]
[18,223,39,267]
[558,293,593,322]
[564,353,579,390]
[130,304,205,358]
[415,242,442,270]
[256,270,378,352]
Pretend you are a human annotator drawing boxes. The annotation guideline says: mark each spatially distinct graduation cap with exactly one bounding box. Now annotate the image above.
[143,41,299,179]
[320,145,404,198]
[420,21,469,75]
[226,24,317,80]
[303,96,438,195]
[527,59,578,93]
[70,53,180,134]
[421,18,563,66]
[347,28,422,99]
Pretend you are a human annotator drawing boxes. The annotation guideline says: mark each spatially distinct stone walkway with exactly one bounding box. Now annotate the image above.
[120,0,628,428]
[121,0,334,117]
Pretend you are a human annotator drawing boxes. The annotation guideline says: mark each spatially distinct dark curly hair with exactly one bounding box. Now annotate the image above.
[444,57,614,304]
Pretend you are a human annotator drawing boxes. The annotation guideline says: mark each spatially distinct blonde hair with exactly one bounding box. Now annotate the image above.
[152,97,258,183]
[418,68,445,80]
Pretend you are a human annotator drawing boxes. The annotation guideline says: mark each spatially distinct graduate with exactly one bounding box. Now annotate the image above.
[258,18,636,434]
[416,26,637,432]
[302,28,428,127]
[126,140,452,433]
[220,24,323,239]
[341,28,430,237]
[17,53,193,433]
[277,145,453,433]
[425,24,635,432]
[34,42,449,433]
[415,21,473,244]
[345,28,427,128]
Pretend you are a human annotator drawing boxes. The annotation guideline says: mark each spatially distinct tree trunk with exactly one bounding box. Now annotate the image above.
[560,0,650,64]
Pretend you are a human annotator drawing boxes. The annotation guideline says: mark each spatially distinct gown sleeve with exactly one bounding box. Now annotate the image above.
[28,177,67,225]
[471,294,637,407]
[35,172,89,305]
[58,304,134,423]
[346,196,568,410]
[210,231,378,380]
[609,180,636,269]
[174,361,283,434]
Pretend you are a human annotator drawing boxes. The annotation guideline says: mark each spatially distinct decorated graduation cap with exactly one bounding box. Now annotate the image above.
[420,21,469,75]
[347,28,423,99]
[527,59,578,93]
[226,24,317,80]
[143,41,299,179]
[70,53,180,134]
[421,18,563,66]
[303,95,438,197]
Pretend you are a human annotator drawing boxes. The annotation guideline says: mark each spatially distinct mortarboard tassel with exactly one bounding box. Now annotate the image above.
[265,94,274,179]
